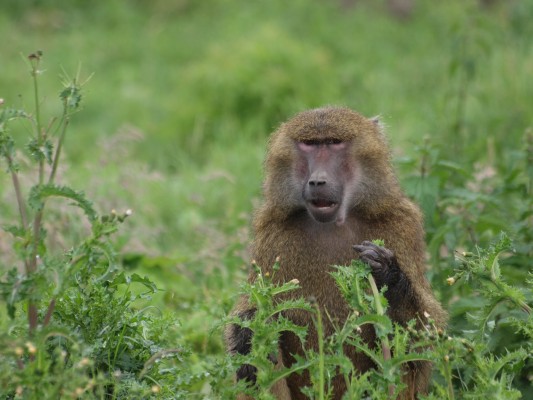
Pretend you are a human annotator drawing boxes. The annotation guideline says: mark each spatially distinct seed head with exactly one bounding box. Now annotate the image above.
[28,51,43,61]
[273,256,281,270]
[25,342,36,354]
[78,357,90,367]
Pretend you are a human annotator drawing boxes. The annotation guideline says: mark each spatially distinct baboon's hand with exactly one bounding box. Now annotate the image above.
[227,309,258,384]
[353,241,403,289]
[236,363,258,384]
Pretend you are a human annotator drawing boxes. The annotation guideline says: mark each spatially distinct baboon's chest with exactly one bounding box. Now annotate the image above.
[272,223,359,318]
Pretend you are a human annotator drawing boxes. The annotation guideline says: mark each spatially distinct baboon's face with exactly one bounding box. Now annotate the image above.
[293,138,353,225]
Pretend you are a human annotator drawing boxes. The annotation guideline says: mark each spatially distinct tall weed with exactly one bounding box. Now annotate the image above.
[0,53,197,399]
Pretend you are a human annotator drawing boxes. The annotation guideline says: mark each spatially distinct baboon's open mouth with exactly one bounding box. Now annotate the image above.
[311,199,337,209]
[307,199,340,223]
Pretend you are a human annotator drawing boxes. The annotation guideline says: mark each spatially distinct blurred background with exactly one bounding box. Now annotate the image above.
[1,0,532,394]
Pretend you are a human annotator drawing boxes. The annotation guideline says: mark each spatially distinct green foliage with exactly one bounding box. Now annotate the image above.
[212,261,313,399]
[0,54,195,399]
[398,125,533,395]
[328,257,429,398]
[217,236,531,399]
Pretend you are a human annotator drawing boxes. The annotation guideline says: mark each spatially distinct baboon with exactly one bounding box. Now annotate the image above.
[226,107,447,399]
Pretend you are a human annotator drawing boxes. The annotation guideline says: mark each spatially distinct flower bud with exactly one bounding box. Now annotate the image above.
[25,342,36,354]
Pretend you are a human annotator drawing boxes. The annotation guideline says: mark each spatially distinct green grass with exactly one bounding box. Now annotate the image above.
[1,0,532,397]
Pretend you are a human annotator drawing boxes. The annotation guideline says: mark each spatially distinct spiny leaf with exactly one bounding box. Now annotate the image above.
[60,83,82,110]
[355,314,394,338]
[28,183,97,221]
[2,224,27,238]
[110,272,158,294]
[0,268,32,319]
[0,107,29,125]
[0,131,13,150]
[269,298,313,317]
[26,138,54,164]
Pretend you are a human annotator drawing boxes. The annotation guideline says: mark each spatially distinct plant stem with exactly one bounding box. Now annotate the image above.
[28,53,44,334]
[525,129,533,196]
[6,154,28,229]
[3,157,35,332]
[49,109,69,184]
[491,278,532,315]
[368,275,384,316]
[28,303,39,335]
[30,57,44,186]
[443,357,455,400]
[368,274,394,398]
[40,111,68,328]
[37,82,72,330]
[30,60,45,272]
[43,298,56,327]
[314,304,325,400]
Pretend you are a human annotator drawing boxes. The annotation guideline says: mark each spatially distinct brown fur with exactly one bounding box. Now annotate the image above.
[227,107,447,399]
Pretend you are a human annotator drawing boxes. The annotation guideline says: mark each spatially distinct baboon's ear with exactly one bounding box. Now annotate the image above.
[370,115,385,134]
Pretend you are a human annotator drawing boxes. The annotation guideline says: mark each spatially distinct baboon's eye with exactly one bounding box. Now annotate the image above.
[297,140,319,152]
[298,138,345,152]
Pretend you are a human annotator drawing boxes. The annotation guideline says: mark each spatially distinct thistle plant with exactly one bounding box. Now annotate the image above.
[215,259,313,399]
[0,52,186,399]
[219,236,531,399]
[0,51,98,333]
[330,249,431,399]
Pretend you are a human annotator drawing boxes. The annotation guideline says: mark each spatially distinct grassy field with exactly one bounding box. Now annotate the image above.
[1,0,532,398]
